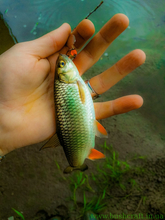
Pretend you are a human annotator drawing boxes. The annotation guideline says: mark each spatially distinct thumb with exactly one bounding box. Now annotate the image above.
[26,23,71,58]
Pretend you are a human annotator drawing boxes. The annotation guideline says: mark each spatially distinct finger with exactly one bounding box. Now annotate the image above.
[60,19,95,55]
[74,14,129,74]
[94,95,143,120]
[24,23,71,58]
[72,19,95,51]
[89,49,146,97]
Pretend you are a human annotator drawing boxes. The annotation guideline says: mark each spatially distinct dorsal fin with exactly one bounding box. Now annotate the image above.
[94,120,108,138]
[40,133,61,151]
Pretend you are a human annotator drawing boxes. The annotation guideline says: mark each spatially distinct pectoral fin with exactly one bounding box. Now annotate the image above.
[77,80,86,104]
[40,133,61,151]
[94,120,108,138]
[87,148,105,160]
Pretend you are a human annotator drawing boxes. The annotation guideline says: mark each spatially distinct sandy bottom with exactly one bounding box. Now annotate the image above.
[0,109,165,219]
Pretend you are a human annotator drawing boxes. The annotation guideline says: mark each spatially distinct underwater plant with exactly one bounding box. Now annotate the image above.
[12,208,25,220]
[82,191,107,214]
[55,160,67,181]
[69,172,87,205]
[63,141,146,219]
[10,142,147,219]
[95,142,131,190]
[91,141,146,196]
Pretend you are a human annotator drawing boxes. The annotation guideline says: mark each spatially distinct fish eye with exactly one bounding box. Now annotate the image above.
[58,60,65,68]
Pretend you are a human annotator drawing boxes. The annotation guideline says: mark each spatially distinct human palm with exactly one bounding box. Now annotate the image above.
[0,14,145,156]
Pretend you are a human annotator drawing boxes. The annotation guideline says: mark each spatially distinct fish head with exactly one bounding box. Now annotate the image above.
[55,54,79,83]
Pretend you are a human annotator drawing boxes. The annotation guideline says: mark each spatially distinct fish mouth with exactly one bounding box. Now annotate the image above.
[58,53,69,61]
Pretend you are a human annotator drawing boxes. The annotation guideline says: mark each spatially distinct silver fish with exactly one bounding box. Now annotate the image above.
[41,54,108,173]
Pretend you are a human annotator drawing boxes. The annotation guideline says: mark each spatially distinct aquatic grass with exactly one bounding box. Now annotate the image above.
[69,172,86,205]
[55,160,67,181]
[68,171,96,206]
[92,142,146,195]
[134,195,148,213]
[130,155,146,161]
[66,142,146,220]
[101,141,113,155]
[130,178,137,189]
[10,142,146,219]
[66,142,146,218]
[124,178,141,199]
[75,191,107,219]
[133,166,145,175]
[96,148,131,188]
[142,196,147,205]
[82,191,107,214]
[84,174,95,193]
[12,208,25,220]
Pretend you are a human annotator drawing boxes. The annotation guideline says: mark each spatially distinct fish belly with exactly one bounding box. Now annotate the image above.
[54,77,95,167]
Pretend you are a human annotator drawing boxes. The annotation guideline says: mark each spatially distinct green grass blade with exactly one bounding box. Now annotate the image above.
[77,173,81,184]
[80,177,86,186]
[143,196,147,205]
[91,173,96,181]
[83,192,87,208]
[102,188,106,199]
[119,183,126,191]
[55,160,60,170]
[95,196,101,209]
[112,151,116,160]
[130,179,136,187]
[12,208,25,220]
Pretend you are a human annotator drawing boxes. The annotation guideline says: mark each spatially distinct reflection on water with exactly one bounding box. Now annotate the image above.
[1,0,163,42]
[0,0,102,42]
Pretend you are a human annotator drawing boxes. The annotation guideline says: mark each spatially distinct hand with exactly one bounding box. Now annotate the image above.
[74,14,145,120]
[0,14,145,156]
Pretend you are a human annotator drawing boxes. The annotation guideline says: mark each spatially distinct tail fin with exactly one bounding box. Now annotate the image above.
[63,164,88,174]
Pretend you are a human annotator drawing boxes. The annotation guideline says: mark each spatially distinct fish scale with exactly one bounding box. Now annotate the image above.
[54,77,95,167]
[40,54,107,173]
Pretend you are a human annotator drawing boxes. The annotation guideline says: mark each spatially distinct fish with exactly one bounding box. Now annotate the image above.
[41,54,108,173]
